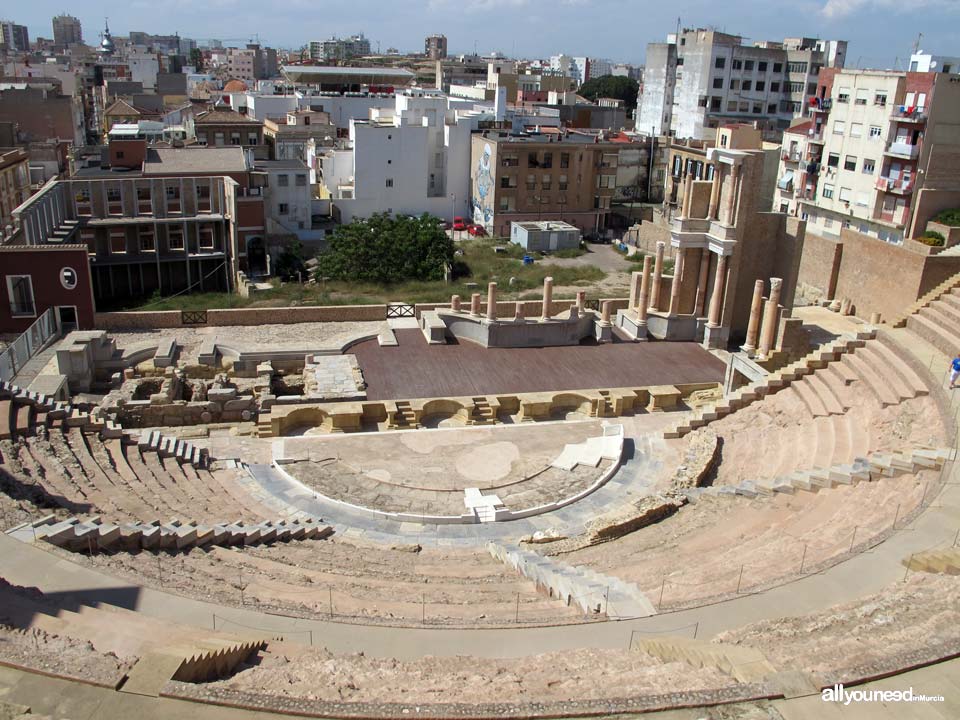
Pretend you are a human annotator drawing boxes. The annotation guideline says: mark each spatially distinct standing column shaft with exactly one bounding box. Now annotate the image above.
[681,172,694,218]
[637,255,651,325]
[540,276,554,321]
[707,167,722,220]
[486,282,497,321]
[742,279,765,355]
[600,300,612,325]
[668,247,686,315]
[470,293,481,317]
[694,250,711,316]
[451,294,461,312]
[724,164,740,225]
[707,254,728,328]
[649,241,665,312]
[576,290,586,313]
[628,270,642,311]
[758,278,783,359]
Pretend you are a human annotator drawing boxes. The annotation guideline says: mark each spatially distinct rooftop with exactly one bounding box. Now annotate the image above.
[254,159,309,170]
[195,109,263,126]
[143,147,249,174]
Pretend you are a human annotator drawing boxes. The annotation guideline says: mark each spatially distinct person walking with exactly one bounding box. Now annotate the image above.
[951,352,960,389]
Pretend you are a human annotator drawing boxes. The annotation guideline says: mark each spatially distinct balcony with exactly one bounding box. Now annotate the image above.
[806,130,825,144]
[808,98,832,114]
[137,199,153,214]
[782,150,801,163]
[885,142,920,159]
[876,176,914,195]
[891,106,926,123]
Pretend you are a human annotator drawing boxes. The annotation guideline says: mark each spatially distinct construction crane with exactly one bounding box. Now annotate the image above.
[193,35,262,47]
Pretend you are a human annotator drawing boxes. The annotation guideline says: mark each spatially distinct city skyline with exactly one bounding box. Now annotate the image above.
[10,0,960,69]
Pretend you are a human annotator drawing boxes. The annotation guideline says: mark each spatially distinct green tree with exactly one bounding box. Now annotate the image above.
[189,48,203,70]
[273,239,308,281]
[315,213,454,284]
[578,75,640,110]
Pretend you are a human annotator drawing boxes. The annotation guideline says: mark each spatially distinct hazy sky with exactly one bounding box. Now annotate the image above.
[16,0,960,69]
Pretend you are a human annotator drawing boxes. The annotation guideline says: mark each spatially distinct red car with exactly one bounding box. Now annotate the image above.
[452,216,467,231]
[467,224,487,237]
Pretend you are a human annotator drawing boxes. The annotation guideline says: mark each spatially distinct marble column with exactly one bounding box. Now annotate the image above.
[600,300,612,326]
[681,172,694,218]
[486,282,497,321]
[576,290,586,313]
[694,250,711,316]
[540,276,554,321]
[470,292,481,317]
[724,164,741,225]
[742,279,765,356]
[758,277,783,359]
[707,167,722,220]
[649,241,665,312]
[628,270,642,311]
[514,301,524,321]
[637,255,651,325]
[668,247,686,316]
[451,294,461,312]
[707,253,728,328]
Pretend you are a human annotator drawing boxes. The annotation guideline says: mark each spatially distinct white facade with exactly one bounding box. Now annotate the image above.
[260,161,314,235]
[296,93,395,130]
[910,52,960,75]
[126,51,159,91]
[550,55,588,86]
[244,93,299,121]
[319,90,489,223]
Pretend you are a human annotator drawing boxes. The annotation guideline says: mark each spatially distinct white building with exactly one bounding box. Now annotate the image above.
[244,93,299,121]
[318,89,490,223]
[550,55,588,86]
[257,159,316,239]
[909,51,960,75]
[639,29,846,140]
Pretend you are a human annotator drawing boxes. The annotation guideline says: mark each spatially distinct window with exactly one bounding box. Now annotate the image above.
[528,151,539,168]
[788,82,804,93]
[837,92,850,104]
[862,158,876,174]
[758,61,768,72]
[742,80,752,91]
[6,275,35,317]
[277,174,289,187]
[110,230,126,254]
[214,132,224,146]
[501,154,519,167]
[59,267,77,290]
[827,153,840,168]
[756,80,765,92]
[838,187,851,203]
[844,155,857,171]
[832,120,845,135]
[767,103,778,114]
[855,90,868,106]
[230,132,241,145]
[729,79,739,91]
[541,175,552,190]
[807,82,817,95]
[559,152,570,168]
[247,132,258,145]
[874,92,887,106]
[278,203,289,215]
[139,227,155,252]
[676,57,684,66]
[869,125,883,138]
[787,61,808,74]
[822,183,835,198]
[773,62,783,73]
[713,77,723,89]
[199,227,215,249]
[715,57,726,69]
[753,103,762,114]
[850,122,863,138]
[500,175,517,188]
[385,178,394,188]
[855,192,869,207]
[726,101,738,112]
[744,60,754,71]
[168,228,184,250]
[740,101,750,112]
[771,81,780,92]
[295,174,307,187]
[498,196,515,212]
[558,174,568,190]
[80,229,95,253]
[107,187,121,202]
[541,152,553,169]
[732,59,742,70]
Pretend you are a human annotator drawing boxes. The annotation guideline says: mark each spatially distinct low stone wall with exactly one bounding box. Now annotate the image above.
[95,304,387,330]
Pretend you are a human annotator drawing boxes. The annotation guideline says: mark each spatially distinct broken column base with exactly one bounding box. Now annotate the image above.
[702,324,730,350]
[614,310,648,342]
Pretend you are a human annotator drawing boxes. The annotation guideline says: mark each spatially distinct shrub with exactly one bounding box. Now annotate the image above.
[933,209,960,227]
[918,231,946,247]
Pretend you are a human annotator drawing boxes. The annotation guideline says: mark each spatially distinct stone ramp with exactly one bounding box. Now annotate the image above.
[488,542,656,618]
[550,427,623,471]
[902,547,960,575]
[684,447,952,502]
[633,635,776,683]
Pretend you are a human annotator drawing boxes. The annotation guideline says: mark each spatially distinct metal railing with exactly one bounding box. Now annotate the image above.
[0,307,61,382]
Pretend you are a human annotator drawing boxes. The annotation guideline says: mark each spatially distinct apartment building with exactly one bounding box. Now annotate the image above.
[52,14,82,46]
[425,35,448,61]
[194,109,268,160]
[263,110,336,168]
[776,68,960,245]
[0,21,30,53]
[309,34,371,62]
[0,148,30,234]
[639,29,846,140]
[318,90,486,223]
[470,131,624,237]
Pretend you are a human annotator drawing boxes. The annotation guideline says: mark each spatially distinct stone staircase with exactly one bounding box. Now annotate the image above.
[8,514,332,553]
[904,286,960,356]
[891,271,960,328]
[632,636,776,683]
[389,400,418,429]
[488,541,656,618]
[902,548,960,575]
[471,397,496,425]
[255,413,273,438]
[137,429,208,469]
[684,447,952,502]
[664,329,874,439]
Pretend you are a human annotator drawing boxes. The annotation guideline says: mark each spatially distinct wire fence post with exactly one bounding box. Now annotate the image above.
[328,587,333,618]
[892,502,901,530]
[604,586,610,619]
[239,568,244,605]
[953,528,960,548]
[157,554,162,584]
[849,525,857,554]
[903,553,914,582]
[799,543,808,574]
[309,630,313,647]
[657,577,666,610]
[736,564,744,594]
[693,621,699,639]
[515,592,520,624]
[421,593,426,624]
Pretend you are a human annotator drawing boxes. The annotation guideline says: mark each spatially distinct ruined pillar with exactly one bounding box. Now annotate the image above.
[668,247,686,316]
[707,167,722,220]
[470,292,481,317]
[649,241,665,312]
[540,276,554,321]
[486,282,497,321]
[600,300,612,326]
[758,278,783,359]
[637,255,651,325]
[576,290,586,313]
[514,301,524,321]
[628,270,642,311]
[870,311,881,325]
[742,279,765,356]
[451,294,461,312]
[707,253,728,328]
[724,163,741,225]
[694,250,711,316]
[681,172,694,218]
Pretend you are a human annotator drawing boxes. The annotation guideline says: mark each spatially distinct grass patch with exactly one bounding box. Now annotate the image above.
[110,239,608,312]
[614,246,675,274]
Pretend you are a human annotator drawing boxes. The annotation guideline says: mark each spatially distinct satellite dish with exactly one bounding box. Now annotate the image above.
[930,60,939,68]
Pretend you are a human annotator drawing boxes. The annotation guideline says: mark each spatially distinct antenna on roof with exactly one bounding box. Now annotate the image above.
[912,32,923,56]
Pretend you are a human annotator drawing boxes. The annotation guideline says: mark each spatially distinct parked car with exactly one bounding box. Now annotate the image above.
[452,216,467,231]
[467,224,487,237]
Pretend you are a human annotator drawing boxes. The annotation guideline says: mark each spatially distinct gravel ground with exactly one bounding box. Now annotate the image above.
[0,624,133,687]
